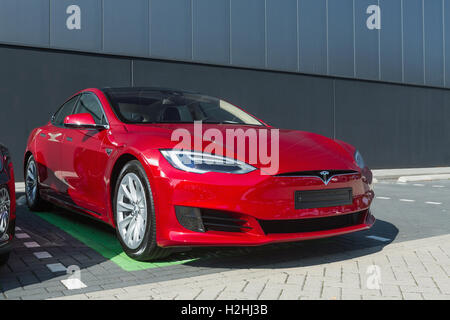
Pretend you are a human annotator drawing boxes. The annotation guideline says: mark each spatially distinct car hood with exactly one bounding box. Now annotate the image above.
[122,123,359,175]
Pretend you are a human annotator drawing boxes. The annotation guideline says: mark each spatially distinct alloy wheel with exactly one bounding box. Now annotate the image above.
[116,173,148,250]
[26,159,38,203]
[0,188,10,235]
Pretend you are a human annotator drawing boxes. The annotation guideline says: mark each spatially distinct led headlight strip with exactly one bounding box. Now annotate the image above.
[160,150,256,174]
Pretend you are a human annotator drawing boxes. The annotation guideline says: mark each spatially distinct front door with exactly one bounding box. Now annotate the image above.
[58,92,110,217]
[35,95,79,197]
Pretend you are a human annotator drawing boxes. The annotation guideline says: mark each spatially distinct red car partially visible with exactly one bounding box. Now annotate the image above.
[0,143,16,266]
[24,87,375,261]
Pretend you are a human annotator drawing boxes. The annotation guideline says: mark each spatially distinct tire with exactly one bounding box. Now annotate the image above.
[0,252,10,266]
[113,160,171,261]
[25,155,49,211]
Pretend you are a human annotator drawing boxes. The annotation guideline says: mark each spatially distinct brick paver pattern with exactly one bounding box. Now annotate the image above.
[54,234,450,300]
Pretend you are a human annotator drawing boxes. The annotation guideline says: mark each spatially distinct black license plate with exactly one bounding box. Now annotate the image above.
[295,188,353,209]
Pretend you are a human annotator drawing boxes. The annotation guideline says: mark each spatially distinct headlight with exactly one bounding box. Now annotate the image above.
[354,150,365,169]
[160,150,256,174]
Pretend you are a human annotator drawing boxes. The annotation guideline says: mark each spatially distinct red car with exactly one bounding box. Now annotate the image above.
[24,87,375,261]
[0,143,15,266]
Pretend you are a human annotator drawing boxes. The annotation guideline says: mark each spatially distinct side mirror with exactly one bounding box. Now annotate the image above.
[64,113,107,130]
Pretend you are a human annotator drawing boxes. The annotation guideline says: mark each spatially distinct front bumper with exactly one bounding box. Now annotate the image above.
[149,156,375,247]
[162,209,375,247]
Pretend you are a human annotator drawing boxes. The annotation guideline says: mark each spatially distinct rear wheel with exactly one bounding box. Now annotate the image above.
[25,156,49,211]
[113,160,171,261]
[0,187,10,236]
[0,187,11,266]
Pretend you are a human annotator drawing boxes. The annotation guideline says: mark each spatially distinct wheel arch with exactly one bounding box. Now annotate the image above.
[23,151,33,178]
[109,153,139,209]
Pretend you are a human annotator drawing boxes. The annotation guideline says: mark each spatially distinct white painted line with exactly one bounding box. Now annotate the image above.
[396,182,407,185]
[413,183,425,187]
[432,185,445,188]
[47,263,66,273]
[399,199,415,202]
[376,196,391,200]
[366,235,391,242]
[33,251,52,259]
[61,279,87,290]
[24,241,40,248]
[15,233,30,239]
[425,201,442,205]
[15,226,22,231]
[373,167,450,178]
[15,182,25,193]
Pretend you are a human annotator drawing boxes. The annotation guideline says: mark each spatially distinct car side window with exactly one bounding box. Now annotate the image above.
[74,93,107,125]
[52,95,78,127]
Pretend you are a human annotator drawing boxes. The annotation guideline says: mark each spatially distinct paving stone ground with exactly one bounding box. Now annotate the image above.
[0,201,395,300]
[54,234,450,300]
[1,180,450,300]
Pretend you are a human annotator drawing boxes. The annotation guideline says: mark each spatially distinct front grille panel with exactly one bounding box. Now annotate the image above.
[275,170,358,177]
[201,209,251,233]
[259,211,365,234]
[295,188,352,209]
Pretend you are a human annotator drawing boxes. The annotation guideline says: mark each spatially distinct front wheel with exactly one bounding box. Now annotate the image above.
[113,160,171,261]
[25,156,49,211]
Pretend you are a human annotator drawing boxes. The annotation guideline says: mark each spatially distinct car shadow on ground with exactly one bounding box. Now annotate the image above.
[0,193,398,297]
[183,219,399,269]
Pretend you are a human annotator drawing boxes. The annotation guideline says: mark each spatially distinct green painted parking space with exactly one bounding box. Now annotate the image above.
[31,210,200,271]
[30,209,297,272]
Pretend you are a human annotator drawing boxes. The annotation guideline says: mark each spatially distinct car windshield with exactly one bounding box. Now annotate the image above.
[103,88,264,126]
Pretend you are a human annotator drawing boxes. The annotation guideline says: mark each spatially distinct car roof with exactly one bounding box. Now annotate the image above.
[101,87,200,96]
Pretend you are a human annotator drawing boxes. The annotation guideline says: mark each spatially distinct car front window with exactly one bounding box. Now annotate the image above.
[104,89,264,126]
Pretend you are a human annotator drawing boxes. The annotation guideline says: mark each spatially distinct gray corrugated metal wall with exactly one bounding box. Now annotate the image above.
[1,0,450,88]
[1,45,449,181]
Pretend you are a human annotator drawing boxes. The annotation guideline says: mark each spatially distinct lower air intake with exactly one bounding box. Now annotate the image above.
[259,211,365,234]
[201,209,252,233]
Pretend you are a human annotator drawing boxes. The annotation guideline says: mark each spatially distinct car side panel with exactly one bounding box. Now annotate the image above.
[31,124,65,197]
[59,127,109,216]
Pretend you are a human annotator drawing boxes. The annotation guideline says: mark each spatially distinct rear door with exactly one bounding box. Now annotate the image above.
[35,95,79,197]
[58,92,110,217]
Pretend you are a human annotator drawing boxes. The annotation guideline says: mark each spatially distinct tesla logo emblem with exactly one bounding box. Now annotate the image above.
[48,133,62,142]
[320,171,330,181]
[317,170,336,185]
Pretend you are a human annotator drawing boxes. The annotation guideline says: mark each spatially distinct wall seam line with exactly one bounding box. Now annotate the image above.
[378,0,381,81]
[229,0,232,65]
[423,0,426,85]
[353,0,356,77]
[326,0,329,75]
[265,0,268,68]
[443,0,446,87]
[401,0,404,82]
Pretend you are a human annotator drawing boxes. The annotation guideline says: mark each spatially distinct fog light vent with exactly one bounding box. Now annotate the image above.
[175,206,205,233]
[201,209,252,232]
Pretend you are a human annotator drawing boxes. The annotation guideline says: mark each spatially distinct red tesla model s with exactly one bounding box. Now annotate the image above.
[24,87,375,261]
[0,143,16,266]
